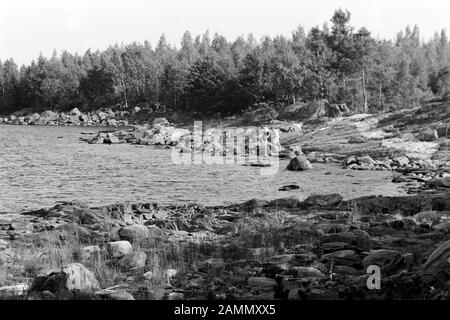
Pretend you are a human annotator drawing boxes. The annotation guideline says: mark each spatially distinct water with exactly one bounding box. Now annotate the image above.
[0,125,407,213]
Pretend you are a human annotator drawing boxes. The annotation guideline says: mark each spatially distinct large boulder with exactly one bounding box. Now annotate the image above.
[28,113,41,124]
[242,107,278,125]
[426,177,450,188]
[278,100,350,122]
[106,241,133,258]
[118,251,147,271]
[41,110,58,121]
[269,197,300,208]
[321,250,362,268]
[286,155,313,171]
[118,224,149,243]
[417,128,439,141]
[362,250,406,275]
[29,263,100,299]
[301,194,344,208]
[104,132,120,144]
[423,240,450,276]
[70,108,82,117]
[152,117,170,126]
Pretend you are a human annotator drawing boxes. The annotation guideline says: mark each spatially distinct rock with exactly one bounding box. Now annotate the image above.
[30,263,100,298]
[334,265,360,275]
[348,136,369,144]
[0,239,9,249]
[290,266,323,278]
[0,283,29,296]
[243,107,278,125]
[436,124,450,138]
[70,108,81,117]
[28,113,41,123]
[279,185,300,191]
[423,240,450,275]
[417,129,439,142]
[301,194,344,208]
[433,221,450,232]
[345,156,357,165]
[118,224,149,243]
[322,250,362,268]
[142,271,153,280]
[248,277,277,289]
[414,211,441,223]
[239,199,269,210]
[165,268,178,282]
[265,253,316,269]
[286,156,313,171]
[118,251,147,271]
[319,231,376,252]
[313,222,350,234]
[167,292,185,300]
[27,290,57,300]
[362,250,406,275]
[357,156,375,166]
[427,177,450,188]
[269,198,300,208]
[106,241,133,258]
[97,290,135,300]
[381,139,439,160]
[41,110,58,120]
[320,242,352,253]
[152,117,170,126]
[393,156,410,167]
[104,133,120,144]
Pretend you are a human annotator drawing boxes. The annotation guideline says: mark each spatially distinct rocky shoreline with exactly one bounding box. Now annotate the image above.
[0,108,130,127]
[1,103,450,300]
[1,176,450,300]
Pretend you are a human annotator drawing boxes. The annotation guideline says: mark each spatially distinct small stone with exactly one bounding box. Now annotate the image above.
[142,271,153,280]
[279,185,300,191]
[167,292,185,300]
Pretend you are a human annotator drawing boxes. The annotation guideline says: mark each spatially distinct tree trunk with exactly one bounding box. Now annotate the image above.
[362,67,368,113]
[121,79,128,109]
[378,83,383,111]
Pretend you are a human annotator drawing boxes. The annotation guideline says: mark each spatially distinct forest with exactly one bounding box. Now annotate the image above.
[1,8,450,117]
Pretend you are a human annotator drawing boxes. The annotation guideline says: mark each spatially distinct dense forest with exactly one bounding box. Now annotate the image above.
[1,9,450,117]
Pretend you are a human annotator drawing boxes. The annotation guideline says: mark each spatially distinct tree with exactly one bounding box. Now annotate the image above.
[353,28,376,112]
[185,55,227,114]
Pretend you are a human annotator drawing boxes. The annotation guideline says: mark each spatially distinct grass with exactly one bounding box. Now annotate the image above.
[0,206,329,300]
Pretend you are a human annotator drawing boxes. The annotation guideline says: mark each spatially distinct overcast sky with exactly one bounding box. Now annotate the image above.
[1,0,450,65]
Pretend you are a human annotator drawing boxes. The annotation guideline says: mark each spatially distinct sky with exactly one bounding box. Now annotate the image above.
[1,0,450,66]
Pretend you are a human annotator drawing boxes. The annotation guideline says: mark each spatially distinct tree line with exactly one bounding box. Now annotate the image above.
[1,9,450,117]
